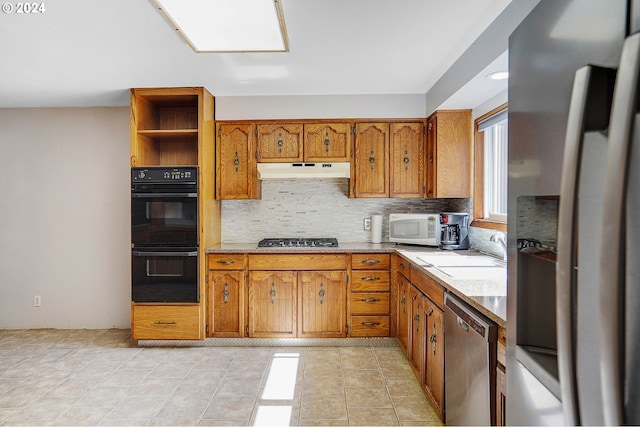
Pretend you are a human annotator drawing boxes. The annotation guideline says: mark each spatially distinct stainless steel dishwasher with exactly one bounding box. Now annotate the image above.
[444,293,497,426]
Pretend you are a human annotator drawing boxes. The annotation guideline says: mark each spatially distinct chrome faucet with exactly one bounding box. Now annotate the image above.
[490,233,507,261]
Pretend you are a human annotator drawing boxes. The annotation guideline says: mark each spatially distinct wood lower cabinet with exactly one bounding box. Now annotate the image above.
[424,297,445,420]
[408,286,425,379]
[397,272,411,355]
[496,326,507,426]
[207,271,244,338]
[248,271,297,337]
[131,304,202,340]
[298,271,346,337]
[349,254,391,337]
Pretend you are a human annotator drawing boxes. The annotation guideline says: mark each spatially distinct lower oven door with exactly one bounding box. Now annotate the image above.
[131,248,198,303]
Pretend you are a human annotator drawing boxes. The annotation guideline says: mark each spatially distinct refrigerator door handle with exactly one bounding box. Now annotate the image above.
[600,32,640,427]
[557,64,616,426]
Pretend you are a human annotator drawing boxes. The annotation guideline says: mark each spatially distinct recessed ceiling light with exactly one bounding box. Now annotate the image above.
[154,0,289,53]
[486,71,509,80]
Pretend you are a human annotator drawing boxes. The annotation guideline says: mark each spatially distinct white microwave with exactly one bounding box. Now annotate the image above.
[388,213,441,246]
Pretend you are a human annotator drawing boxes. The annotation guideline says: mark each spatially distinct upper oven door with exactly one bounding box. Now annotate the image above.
[131,189,198,246]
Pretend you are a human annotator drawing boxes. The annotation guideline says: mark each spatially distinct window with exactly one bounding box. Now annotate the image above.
[473,104,507,231]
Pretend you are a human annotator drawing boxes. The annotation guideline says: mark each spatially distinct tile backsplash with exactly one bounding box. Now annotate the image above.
[221,179,469,243]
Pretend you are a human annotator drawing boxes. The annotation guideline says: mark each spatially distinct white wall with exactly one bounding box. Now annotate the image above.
[0,107,131,329]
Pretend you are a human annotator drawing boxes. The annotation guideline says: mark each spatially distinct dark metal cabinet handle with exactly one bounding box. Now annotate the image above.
[399,263,405,270]
[324,130,330,153]
[234,152,239,172]
[427,307,434,316]
[361,276,380,281]
[318,282,325,304]
[277,132,283,153]
[154,321,177,325]
[223,283,229,304]
[403,150,410,171]
[360,298,380,303]
[362,259,380,265]
[361,321,380,327]
[430,322,437,355]
[270,282,276,304]
[369,150,375,170]
[216,260,235,265]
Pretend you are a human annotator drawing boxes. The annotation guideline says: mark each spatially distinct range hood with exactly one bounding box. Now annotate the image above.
[257,162,350,180]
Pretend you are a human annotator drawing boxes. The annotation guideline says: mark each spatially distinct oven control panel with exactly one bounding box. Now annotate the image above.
[132,167,198,183]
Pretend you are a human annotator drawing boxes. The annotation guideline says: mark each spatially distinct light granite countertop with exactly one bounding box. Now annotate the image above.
[205,242,507,327]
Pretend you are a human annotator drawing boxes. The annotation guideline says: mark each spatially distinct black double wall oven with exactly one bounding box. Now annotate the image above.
[131,167,199,303]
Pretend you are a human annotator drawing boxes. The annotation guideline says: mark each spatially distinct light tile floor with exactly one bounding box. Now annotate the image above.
[0,329,443,426]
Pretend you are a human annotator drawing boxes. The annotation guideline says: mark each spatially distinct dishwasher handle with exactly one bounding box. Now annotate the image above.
[445,293,497,342]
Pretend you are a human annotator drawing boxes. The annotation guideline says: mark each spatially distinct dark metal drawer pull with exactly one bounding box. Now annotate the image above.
[361,298,381,303]
[361,321,380,326]
[154,321,177,325]
[362,259,380,265]
[361,276,381,281]
[216,260,235,265]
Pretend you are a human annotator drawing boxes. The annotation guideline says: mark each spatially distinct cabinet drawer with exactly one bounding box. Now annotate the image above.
[351,293,390,315]
[249,254,347,270]
[131,305,201,340]
[350,316,390,337]
[397,257,411,278]
[351,253,390,270]
[208,254,247,270]
[351,271,390,292]
[410,269,444,309]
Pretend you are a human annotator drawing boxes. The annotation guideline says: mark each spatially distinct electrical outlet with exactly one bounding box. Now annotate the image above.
[33,295,41,307]
[363,217,371,231]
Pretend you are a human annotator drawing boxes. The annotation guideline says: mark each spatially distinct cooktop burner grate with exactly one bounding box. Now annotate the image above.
[257,238,339,248]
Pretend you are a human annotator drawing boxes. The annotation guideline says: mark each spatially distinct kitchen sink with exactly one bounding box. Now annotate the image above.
[413,253,505,279]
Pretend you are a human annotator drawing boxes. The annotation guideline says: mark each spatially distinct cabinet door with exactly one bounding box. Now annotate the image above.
[248,271,296,337]
[397,274,410,356]
[353,122,389,198]
[257,123,303,162]
[390,122,425,198]
[298,271,346,338]
[216,123,260,200]
[303,123,351,162]
[424,299,445,420]
[426,116,437,198]
[409,286,425,380]
[207,271,244,338]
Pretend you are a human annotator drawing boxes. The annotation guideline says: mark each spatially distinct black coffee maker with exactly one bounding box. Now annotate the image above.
[439,212,470,250]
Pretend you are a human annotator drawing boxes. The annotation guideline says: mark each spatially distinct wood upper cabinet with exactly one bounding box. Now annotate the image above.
[248,271,297,337]
[424,297,445,421]
[257,123,303,162]
[426,110,472,198]
[303,123,352,162]
[216,123,261,200]
[298,271,346,338]
[352,122,390,198]
[390,122,426,198]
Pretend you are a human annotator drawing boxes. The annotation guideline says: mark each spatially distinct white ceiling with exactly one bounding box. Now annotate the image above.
[0,0,512,108]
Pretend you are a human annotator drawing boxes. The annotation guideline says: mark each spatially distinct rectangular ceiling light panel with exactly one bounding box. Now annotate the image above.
[154,0,289,52]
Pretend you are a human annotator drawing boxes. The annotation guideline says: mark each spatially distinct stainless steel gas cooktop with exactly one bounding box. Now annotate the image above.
[257,238,339,248]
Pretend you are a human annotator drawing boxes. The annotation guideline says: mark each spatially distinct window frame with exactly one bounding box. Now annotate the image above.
[472,103,508,232]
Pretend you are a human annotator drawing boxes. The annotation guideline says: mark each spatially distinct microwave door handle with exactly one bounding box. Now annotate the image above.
[557,64,616,426]
[600,32,640,427]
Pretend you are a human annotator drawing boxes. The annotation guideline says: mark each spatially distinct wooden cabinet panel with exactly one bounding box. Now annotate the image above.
[248,254,347,271]
[216,123,260,200]
[426,110,471,198]
[207,271,244,338]
[351,253,390,270]
[257,123,303,162]
[390,122,425,198]
[397,274,410,356]
[410,268,444,310]
[350,293,390,315]
[397,256,411,279]
[409,286,425,380]
[350,271,390,292]
[248,271,297,337]
[303,123,352,162]
[298,271,346,337]
[353,122,389,198]
[131,305,201,340]
[424,298,445,420]
[350,316,390,337]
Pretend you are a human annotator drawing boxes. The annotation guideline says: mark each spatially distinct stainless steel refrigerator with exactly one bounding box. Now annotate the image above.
[507,1,640,425]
